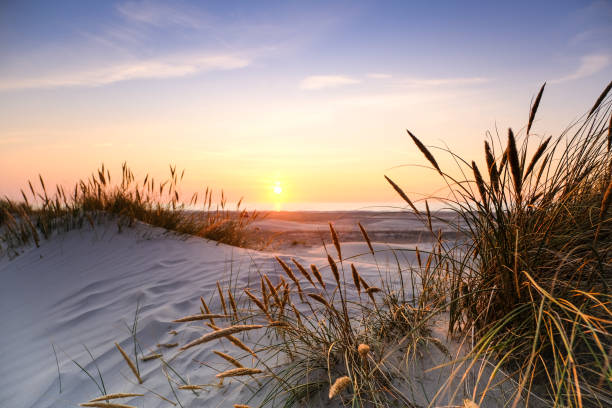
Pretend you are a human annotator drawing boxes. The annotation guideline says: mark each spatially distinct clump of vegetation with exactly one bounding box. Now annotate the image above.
[169,224,452,407]
[0,163,260,256]
[386,81,612,407]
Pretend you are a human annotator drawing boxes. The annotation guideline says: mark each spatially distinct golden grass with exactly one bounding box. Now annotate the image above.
[80,403,137,408]
[156,343,178,348]
[357,344,370,359]
[172,313,229,322]
[208,323,256,356]
[213,350,244,368]
[216,367,262,378]
[351,264,361,294]
[0,163,261,257]
[328,376,352,399]
[388,81,612,407]
[178,384,202,390]
[114,342,142,384]
[142,353,162,361]
[310,264,325,288]
[179,325,263,351]
[88,393,143,402]
[329,222,342,260]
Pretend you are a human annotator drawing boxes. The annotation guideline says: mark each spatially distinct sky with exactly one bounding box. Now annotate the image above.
[1,0,611,210]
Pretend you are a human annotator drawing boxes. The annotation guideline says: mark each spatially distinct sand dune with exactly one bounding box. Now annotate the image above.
[0,220,516,407]
[0,222,404,407]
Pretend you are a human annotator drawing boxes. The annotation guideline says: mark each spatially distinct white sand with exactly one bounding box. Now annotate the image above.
[0,222,514,407]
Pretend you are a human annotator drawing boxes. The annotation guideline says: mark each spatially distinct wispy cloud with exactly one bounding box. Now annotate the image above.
[552,54,610,83]
[400,77,490,87]
[300,75,361,90]
[0,54,249,91]
[116,0,205,28]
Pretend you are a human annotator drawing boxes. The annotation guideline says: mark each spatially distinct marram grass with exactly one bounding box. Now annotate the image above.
[0,163,260,257]
[387,80,612,407]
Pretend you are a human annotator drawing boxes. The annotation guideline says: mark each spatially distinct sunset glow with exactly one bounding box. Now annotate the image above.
[273,183,282,195]
[0,1,610,210]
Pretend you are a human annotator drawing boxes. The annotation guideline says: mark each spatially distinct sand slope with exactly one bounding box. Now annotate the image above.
[0,223,272,407]
[1,221,513,408]
[1,222,399,407]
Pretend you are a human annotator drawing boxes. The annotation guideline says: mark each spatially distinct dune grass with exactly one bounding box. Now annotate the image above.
[168,223,454,407]
[0,163,260,256]
[385,81,612,407]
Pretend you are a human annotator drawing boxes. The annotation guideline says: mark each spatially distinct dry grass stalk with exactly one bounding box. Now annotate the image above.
[89,393,144,402]
[276,256,304,300]
[216,367,262,378]
[589,79,612,116]
[268,320,290,328]
[358,222,375,255]
[351,264,361,294]
[142,353,162,361]
[172,313,228,322]
[358,343,370,359]
[178,384,202,390]
[472,161,488,205]
[200,296,215,325]
[484,141,499,193]
[80,403,136,408]
[213,350,244,368]
[157,343,178,348]
[290,302,304,328]
[600,180,612,219]
[114,342,142,384]
[307,293,332,309]
[278,284,290,320]
[260,276,269,311]
[384,175,420,215]
[227,288,239,319]
[523,136,551,179]
[244,289,270,319]
[359,275,370,291]
[327,255,341,287]
[365,287,381,302]
[407,129,442,174]
[527,82,546,134]
[264,275,282,307]
[425,200,433,232]
[209,323,256,356]
[292,258,315,286]
[217,281,228,316]
[329,222,342,260]
[234,405,251,408]
[507,128,523,197]
[310,264,325,288]
[328,376,352,399]
[180,325,263,351]
[276,277,285,294]
[608,111,611,151]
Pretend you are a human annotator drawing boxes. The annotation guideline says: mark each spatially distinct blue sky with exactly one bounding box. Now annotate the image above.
[1,1,611,208]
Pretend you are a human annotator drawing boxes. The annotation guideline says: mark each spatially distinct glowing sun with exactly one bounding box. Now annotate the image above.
[273,182,282,195]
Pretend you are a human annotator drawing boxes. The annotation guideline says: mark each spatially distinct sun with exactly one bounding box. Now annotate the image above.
[273,182,282,195]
